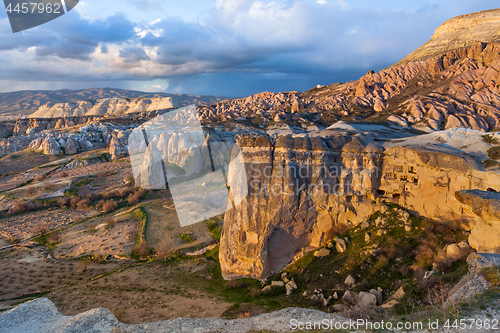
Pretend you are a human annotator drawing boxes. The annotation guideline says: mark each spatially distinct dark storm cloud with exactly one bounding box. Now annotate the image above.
[0,0,498,96]
[0,12,135,60]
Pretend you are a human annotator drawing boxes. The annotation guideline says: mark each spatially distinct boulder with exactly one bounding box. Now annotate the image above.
[381,299,399,309]
[369,289,383,306]
[41,137,61,155]
[336,238,347,253]
[314,248,331,257]
[330,304,348,312]
[360,220,370,229]
[344,275,355,286]
[65,136,79,155]
[356,291,378,308]
[261,285,273,294]
[387,286,405,302]
[445,241,472,260]
[28,137,43,151]
[365,233,371,242]
[342,290,357,306]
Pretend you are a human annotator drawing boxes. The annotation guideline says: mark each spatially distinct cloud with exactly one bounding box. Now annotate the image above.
[0,0,497,96]
[0,12,136,60]
[120,46,151,63]
[127,0,164,12]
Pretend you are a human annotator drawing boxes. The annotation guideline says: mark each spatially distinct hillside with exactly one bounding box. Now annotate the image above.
[0,88,226,118]
[199,9,500,134]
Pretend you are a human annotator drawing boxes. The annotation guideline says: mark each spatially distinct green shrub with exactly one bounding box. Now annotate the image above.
[483,134,499,144]
[483,159,500,168]
[488,146,500,160]
[179,232,196,244]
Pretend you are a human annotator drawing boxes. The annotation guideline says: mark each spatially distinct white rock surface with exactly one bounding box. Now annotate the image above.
[0,298,351,333]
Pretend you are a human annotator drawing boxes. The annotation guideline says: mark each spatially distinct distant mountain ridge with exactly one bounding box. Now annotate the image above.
[0,88,226,118]
[30,96,181,118]
[396,8,500,65]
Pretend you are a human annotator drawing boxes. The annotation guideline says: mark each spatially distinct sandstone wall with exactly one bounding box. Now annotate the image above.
[220,135,383,279]
[220,135,500,280]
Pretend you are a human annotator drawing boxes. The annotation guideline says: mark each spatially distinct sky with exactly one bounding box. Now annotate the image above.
[0,0,498,97]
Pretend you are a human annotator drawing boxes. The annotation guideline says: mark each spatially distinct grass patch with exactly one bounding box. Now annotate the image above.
[206,217,222,241]
[179,232,196,244]
[483,159,500,169]
[483,134,499,145]
[487,146,500,160]
[131,207,152,258]
[281,203,470,314]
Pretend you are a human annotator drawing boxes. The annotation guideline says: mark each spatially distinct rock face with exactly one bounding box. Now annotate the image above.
[446,252,500,306]
[30,97,181,118]
[41,137,61,155]
[219,134,500,280]
[456,190,500,252]
[13,116,100,135]
[109,131,130,160]
[219,134,383,280]
[398,9,500,64]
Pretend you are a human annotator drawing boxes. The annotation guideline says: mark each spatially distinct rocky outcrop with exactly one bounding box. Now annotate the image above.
[456,190,500,252]
[220,134,500,279]
[0,136,32,155]
[109,131,130,160]
[40,136,61,155]
[26,132,101,156]
[13,116,101,135]
[30,97,181,118]
[0,122,15,138]
[220,135,383,279]
[446,252,500,306]
[65,136,79,155]
[398,9,500,64]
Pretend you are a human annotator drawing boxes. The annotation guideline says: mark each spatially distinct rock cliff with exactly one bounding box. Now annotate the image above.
[398,9,500,64]
[220,134,500,279]
[456,190,500,252]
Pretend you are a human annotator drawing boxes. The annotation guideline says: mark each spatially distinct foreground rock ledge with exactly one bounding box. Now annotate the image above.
[0,298,348,333]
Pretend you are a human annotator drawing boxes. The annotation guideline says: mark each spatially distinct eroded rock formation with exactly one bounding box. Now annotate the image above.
[220,134,500,279]
[30,97,181,118]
